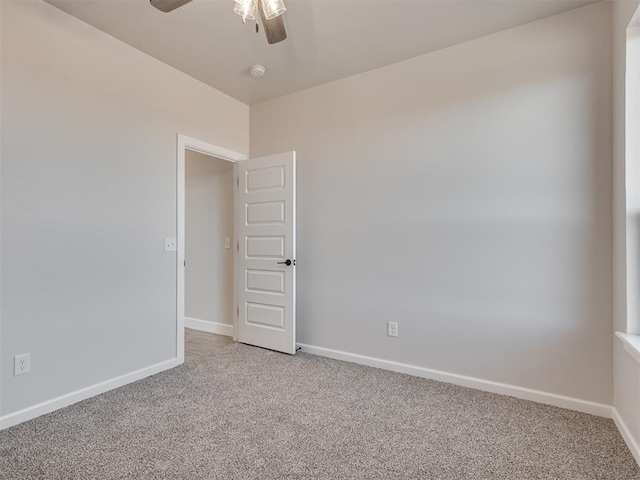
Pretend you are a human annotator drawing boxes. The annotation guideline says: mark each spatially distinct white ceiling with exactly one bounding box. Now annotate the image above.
[46,0,597,105]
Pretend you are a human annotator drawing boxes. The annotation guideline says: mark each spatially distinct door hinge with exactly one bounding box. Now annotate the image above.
[237,177,240,187]
[237,306,239,317]
[184,260,186,267]
[237,241,239,252]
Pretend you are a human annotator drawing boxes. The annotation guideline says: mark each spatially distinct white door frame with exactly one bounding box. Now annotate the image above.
[176,134,247,364]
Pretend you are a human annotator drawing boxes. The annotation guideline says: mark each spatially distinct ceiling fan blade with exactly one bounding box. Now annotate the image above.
[259,0,287,44]
[150,0,194,13]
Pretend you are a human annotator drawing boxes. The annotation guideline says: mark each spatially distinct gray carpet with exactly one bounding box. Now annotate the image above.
[1,343,639,480]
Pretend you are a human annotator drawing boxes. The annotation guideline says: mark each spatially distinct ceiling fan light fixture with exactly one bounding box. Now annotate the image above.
[234,0,257,22]
[261,0,286,20]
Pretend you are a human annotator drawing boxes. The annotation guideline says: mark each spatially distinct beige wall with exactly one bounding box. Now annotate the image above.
[185,151,234,327]
[0,0,249,417]
[251,2,613,405]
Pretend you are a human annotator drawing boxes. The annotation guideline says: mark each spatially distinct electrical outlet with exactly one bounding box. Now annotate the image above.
[14,353,31,376]
[164,237,177,252]
[387,321,398,337]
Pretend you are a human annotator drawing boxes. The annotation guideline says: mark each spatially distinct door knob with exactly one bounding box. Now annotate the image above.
[277,259,293,266]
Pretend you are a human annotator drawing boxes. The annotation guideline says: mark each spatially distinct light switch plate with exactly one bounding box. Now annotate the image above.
[164,237,177,252]
[225,237,231,249]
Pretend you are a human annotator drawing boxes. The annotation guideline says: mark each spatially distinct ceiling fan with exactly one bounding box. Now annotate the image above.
[150,0,287,45]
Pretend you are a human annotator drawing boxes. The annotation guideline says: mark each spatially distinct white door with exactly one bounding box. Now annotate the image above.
[235,152,296,354]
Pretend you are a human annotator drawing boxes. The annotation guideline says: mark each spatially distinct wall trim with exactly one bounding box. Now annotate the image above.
[297,343,613,418]
[185,317,233,337]
[0,358,180,431]
[613,408,640,466]
[616,331,640,365]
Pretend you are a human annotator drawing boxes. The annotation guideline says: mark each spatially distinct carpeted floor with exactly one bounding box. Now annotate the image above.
[1,343,639,479]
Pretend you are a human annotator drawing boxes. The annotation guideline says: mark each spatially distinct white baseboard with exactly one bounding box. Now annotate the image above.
[297,343,613,418]
[185,317,233,337]
[0,358,180,430]
[613,408,640,466]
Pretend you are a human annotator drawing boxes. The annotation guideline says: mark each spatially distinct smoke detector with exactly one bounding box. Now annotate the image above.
[249,64,266,78]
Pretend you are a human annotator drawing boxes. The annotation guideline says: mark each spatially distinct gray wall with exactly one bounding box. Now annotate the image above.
[251,2,613,404]
[185,151,234,327]
[0,0,248,416]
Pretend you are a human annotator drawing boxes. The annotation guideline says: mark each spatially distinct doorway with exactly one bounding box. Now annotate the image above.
[184,150,234,361]
[176,135,247,364]
[177,135,297,361]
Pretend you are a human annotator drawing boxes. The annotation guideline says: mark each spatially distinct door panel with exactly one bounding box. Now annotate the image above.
[246,303,285,329]
[246,270,285,294]
[235,152,296,354]
[246,201,285,224]
[246,236,286,258]
[247,166,285,191]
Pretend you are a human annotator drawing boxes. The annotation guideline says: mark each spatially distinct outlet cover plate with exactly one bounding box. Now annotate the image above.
[387,321,398,337]
[14,353,31,376]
